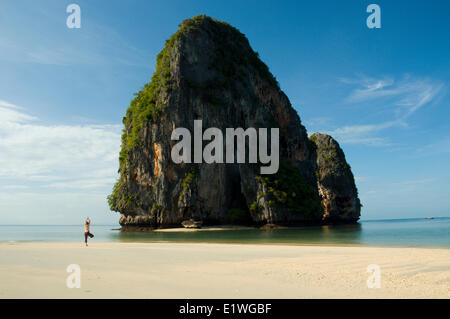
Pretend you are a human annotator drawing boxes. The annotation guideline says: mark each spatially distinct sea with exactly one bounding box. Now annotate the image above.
[0,217,449,247]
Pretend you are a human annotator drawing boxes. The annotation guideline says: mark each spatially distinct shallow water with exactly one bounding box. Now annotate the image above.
[1,217,449,247]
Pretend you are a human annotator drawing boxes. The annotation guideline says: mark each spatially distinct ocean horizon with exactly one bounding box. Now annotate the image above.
[1,217,449,248]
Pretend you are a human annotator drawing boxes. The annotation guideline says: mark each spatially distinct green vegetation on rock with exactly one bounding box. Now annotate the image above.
[180,166,198,198]
[107,179,137,212]
[249,201,263,214]
[255,161,323,218]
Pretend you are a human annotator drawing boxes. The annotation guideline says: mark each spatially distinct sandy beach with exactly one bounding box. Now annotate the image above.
[0,242,448,299]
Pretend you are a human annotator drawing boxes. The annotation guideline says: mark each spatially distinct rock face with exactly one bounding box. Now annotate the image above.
[107,15,360,227]
[310,133,361,223]
[181,219,203,229]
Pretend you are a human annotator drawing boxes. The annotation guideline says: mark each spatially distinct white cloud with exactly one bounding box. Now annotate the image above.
[328,75,445,146]
[0,101,121,190]
[0,100,122,224]
[343,75,444,119]
[324,121,399,146]
[397,81,444,117]
[0,100,37,123]
[343,76,396,102]
[393,178,436,185]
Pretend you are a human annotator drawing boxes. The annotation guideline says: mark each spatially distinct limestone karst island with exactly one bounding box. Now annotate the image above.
[107,15,361,228]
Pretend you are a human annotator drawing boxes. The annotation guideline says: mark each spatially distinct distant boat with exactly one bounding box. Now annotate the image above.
[425,217,434,220]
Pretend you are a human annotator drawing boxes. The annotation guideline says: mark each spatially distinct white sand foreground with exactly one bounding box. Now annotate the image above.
[0,242,448,298]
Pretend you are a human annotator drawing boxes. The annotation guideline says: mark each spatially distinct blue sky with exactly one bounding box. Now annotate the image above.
[0,0,449,224]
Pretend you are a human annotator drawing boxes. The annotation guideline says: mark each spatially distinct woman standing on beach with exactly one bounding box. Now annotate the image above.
[84,217,94,246]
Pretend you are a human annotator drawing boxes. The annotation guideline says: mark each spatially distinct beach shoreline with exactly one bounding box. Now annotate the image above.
[3,239,450,250]
[0,242,449,299]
